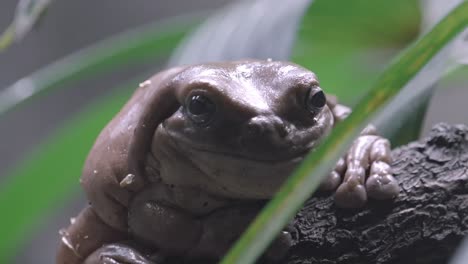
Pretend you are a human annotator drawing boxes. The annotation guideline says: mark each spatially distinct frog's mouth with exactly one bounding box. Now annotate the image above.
[183,145,307,199]
[161,126,317,164]
[157,125,314,199]
[189,145,312,163]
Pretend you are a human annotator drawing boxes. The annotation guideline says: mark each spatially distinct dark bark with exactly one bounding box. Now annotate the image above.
[286,123,468,264]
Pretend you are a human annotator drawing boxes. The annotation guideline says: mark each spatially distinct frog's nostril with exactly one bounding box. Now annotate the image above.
[244,118,265,137]
[243,116,287,139]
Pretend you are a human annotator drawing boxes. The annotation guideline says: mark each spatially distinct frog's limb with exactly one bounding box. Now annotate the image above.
[80,67,186,232]
[319,157,345,191]
[325,96,399,208]
[333,130,399,208]
[69,67,187,263]
[128,199,291,261]
[56,206,127,264]
[83,243,159,264]
[365,139,400,200]
[187,205,292,261]
[128,200,203,256]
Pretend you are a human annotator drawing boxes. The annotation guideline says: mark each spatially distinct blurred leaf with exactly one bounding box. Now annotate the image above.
[0,0,53,52]
[421,0,468,66]
[450,237,468,264]
[221,2,468,263]
[293,0,421,104]
[0,25,15,51]
[0,82,135,262]
[450,26,468,66]
[293,0,423,146]
[0,13,203,116]
[375,0,468,144]
[169,0,312,65]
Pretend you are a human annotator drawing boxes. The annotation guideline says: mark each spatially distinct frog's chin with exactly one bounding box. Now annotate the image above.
[154,125,313,199]
[184,147,307,199]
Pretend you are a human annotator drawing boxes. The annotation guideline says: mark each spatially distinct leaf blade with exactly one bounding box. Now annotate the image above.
[0,13,203,116]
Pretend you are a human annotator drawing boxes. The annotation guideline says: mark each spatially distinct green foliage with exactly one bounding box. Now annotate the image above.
[292,0,425,146]
[0,87,132,261]
[221,2,468,263]
[0,0,53,52]
[293,0,421,103]
[0,15,200,116]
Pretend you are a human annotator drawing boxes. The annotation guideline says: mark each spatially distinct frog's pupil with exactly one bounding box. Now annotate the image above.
[309,90,326,108]
[189,95,215,115]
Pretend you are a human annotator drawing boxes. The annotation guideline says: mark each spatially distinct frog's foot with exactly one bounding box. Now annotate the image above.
[320,129,399,208]
[83,243,162,264]
[262,224,294,262]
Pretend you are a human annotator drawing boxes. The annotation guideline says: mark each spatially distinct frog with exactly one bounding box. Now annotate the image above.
[56,60,399,264]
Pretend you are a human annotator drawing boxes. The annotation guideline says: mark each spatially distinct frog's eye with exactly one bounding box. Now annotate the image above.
[305,88,326,114]
[186,94,216,125]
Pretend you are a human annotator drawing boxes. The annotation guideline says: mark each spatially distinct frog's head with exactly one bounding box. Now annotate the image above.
[131,60,333,199]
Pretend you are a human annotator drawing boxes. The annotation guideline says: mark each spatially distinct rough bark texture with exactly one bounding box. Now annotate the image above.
[285,123,468,264]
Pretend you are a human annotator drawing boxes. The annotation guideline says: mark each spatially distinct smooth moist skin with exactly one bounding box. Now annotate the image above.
[56,60,399,264]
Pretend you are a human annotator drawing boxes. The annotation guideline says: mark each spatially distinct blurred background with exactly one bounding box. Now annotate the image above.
[0,0,466,263]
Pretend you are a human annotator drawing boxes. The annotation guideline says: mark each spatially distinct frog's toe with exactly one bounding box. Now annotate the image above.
[366,138,399,200]
[84,243,159,264]
[366,161,399,200]
[319,170,341,191]
[320,157,346,191]
[263,230,293,262]
[369,138,392,164]
[334,174,368,208]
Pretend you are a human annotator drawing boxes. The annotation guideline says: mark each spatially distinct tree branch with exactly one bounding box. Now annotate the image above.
[286,123,468,264]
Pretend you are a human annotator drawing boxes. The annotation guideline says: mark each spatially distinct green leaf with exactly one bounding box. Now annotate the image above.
[292,0,424,145]
[293,0,421,104]
[0,0,53,52]
[0,84,135,262]
[169,0,310,65]
[221,2,468,264]
[0,13,203,116]
[0,24,15,52]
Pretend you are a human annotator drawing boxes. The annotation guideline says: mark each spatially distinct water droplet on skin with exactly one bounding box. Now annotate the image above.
[120,173,135,187]
[267,58,273,62]
[59,229,80,254]
[58,229,68,236]
[70,217,76,224]
[61,236,74,251]
[93,170,98,174]
[139,80,152,88]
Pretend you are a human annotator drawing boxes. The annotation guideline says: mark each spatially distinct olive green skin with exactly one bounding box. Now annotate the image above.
[56,60,399,264]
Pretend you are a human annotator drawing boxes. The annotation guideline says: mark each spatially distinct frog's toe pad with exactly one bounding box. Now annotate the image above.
[334,176,368,208]
[332,135,399,208]
[366,161,399,200]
